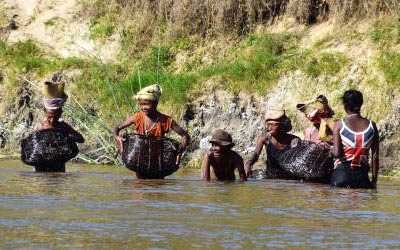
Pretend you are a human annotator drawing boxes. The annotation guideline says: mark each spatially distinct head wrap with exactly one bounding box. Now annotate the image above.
[297,95,334,125]
[43,97,66,110]
[134,84,163,101]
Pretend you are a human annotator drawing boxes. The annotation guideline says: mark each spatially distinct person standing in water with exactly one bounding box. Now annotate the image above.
[113,84,190,179]
[34,80,85,172]
[297,95,335,146]
[201,129,246,181]
[245,109,300,178]
[332,90,379,188]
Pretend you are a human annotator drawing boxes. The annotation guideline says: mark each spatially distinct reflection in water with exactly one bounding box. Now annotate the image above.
[0,159,399,248]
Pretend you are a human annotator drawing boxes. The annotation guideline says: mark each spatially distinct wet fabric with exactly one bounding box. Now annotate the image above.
[121,133,180,179]
[264,135,300,179]
[21,129,78,167]
[133,112,172,138]
[34,162,66,172]
[331,161,373,188]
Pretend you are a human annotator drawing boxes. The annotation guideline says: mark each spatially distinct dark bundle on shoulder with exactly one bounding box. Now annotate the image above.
[21,129,79,166]
[122,134,180,179]
[277,141,333,182]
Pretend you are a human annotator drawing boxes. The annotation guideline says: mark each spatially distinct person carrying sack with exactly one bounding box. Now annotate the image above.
[113,84,190,179]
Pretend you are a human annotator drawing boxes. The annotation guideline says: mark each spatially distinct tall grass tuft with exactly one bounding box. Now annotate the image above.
[63,100,122,165]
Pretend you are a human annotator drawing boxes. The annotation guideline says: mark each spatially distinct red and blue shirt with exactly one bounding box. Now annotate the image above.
[334,120,375,168]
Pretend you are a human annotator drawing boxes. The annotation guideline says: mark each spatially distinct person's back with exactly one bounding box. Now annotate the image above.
[332,90,379,188]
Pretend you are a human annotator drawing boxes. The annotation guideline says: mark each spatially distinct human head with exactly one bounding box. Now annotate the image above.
[342,90,363,114]
[209,129,234,159]
[134,84,162,102]
[134,84,162,115]
[264,109,292,136]
[296,95,334,126]
[44,108,62,125]
[138,98,158,115]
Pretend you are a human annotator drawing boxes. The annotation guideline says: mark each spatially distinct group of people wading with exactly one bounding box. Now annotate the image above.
[29,80,380,189]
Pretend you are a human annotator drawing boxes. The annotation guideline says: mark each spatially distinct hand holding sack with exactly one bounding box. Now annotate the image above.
[121,133,181,179]
[21,129,79,166]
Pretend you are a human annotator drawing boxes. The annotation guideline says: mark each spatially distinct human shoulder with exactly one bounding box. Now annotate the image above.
[288,133,301,148]
[157,112,172,121]
[333,119,343,130]
[133,111,143,119]
[204,149,213,158]
[230,150,243,162]
[371,120,379,135]
[33,122,44,131]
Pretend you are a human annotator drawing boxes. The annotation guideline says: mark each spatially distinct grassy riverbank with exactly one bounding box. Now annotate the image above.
[0,0,399,171]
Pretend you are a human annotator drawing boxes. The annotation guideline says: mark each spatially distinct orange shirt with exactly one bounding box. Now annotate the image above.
[133,112,173,138]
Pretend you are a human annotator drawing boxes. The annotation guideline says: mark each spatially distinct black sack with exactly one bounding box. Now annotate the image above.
[277,140,333,182]
[21,129,79,166]
[122,134,180,178]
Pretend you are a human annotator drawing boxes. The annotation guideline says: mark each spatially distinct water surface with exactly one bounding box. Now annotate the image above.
[1,160,399,249]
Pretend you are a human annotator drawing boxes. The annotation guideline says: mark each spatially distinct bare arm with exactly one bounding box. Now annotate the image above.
[332,120,344,158]
[245,134,268,175]
[371,122,380,187]
[63,123,85,143]
[113,116,134,152]
[235,154,247,181]
[113,116,134,138]
[201,151,212,181]
[171,120,190,152]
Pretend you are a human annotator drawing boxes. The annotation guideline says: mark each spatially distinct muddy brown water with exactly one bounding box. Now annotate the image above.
[0,159,399,249]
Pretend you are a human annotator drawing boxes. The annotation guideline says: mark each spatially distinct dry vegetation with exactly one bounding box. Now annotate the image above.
[0,0,399,166]
[82,0,400,32]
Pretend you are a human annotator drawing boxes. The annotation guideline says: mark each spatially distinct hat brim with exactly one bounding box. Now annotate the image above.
[209,138,234,147]
[265,109,286,120]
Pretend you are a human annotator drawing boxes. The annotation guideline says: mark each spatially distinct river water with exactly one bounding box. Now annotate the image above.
[0,159,399,249]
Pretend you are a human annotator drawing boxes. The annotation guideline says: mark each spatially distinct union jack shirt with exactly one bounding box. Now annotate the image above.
[334,120,375,168]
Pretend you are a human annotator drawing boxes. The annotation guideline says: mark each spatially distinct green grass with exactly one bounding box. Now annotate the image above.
[303,52,349,77]
[369,16,400,47]
[0,40,57,77]
[1,18,398,164]
[44,17,61,27]
[0,4,8,28]
[377,50,400,84]
[89,16,116,41]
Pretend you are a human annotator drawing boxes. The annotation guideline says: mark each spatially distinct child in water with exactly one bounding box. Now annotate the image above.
[245,109,300,178]
[113,84,190,179]
[34,80,85,172]
[201,129,246,181]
